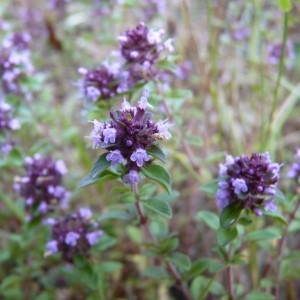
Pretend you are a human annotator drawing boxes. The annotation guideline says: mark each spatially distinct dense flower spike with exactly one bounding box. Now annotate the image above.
[0,31,34,96]
[118,22,173,84]
[286,149,300,182]
[89,92,172,183]
[216,152,280,216]
[14,154,70,219]
[45,208,103,262]
[0,100,20,154]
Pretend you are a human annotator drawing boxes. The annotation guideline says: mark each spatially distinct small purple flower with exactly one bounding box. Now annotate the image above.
[107,150,125,166]
[130,148,150,167]
[267,40,294,66]
[123,170,140,185]
[45,209,103,262]
[65,232,80,246]
[86,230,103,246]
[46,240,58,254]
[79,207,92,219]
[103,127,116,144]
[216,152,281,215]
[231,178,248,195]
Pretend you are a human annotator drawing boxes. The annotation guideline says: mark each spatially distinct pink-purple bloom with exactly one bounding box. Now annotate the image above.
[88,92,171,184]
[216,152,280,216]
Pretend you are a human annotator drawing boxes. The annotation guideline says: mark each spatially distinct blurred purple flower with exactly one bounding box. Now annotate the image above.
[14,154,70,219]
[267,40,294,66]
[0,31,34,96]
[216,152,280,216]
[286,148,300,182]
[0,100,20,155]
[45,209,103,261]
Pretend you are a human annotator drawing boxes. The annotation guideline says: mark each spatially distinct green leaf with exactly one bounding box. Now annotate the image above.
[0,192,25,221]
[220,203,242,229]
[90,153,111,178]
[99,210,132,221]
[278,0,292,12]
[189,259,209,277]
[167,252,191,271]
[245,291,274,300]
[141,164,172,194]
[263,210,288,226]
[147,144,167,163]
[247,226,282,241]
[141,266,169,279]
[101,261,122,273]
[78,169,119,189]
[196,211,219,230]
[217,227,238,246]
[143,199,172,218]
[126,225,143,243]
[199,179,219,195]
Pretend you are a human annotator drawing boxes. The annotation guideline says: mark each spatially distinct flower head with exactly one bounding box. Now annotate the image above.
[14,154,70,219]
[79,66,118,101]
[216,152,280,216]
[45,209,103,261]
[89,92,171,184]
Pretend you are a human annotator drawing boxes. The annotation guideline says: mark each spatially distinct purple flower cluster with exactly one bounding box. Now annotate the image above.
[45,208,103,262]
[267,40,294,66]
[0,100,20,154]
[89,92,172,184]
[216,152,280,216]
[14,154,70,219]
[79,23,174,102]
[286,148,300,182]
[0,31,34,96]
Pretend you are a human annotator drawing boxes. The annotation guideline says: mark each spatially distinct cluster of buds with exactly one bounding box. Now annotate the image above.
[286,148,300,183]
[0,99,20,154]
[45,208,103,262]
[79,22,174,102]
[89,91,172,185]
[14,154,70,220]
[216,152,280,216]
[0,31,34,97]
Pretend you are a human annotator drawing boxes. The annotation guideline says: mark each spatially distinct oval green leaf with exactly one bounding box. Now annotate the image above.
[219,203,242,229]
[141,164,172,194]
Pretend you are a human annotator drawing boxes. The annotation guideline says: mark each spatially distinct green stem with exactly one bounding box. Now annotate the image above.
[131,183,193,300]
[199,273,217,300]
[249,240,258,289]
[268,13,289,141]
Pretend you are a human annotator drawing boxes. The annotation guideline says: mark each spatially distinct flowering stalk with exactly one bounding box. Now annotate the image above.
[130,182,192,300]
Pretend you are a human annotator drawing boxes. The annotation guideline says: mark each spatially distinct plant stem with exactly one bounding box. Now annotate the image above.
[268,13,289,142]
[131,183,193,300]
[274,198,300,299]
